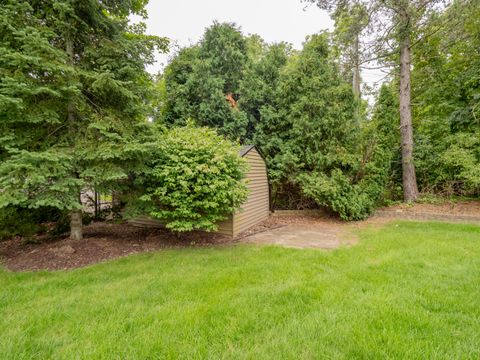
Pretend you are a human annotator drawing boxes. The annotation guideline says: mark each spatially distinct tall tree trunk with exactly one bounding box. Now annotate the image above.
[66,35,84,239]
[399,34,419,202]
[70,209,83,240]
[352,34,361,99]
[66,36,75,125]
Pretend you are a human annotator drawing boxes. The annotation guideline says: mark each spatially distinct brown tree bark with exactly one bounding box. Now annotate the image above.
[399,33,419,202]
[70,209,83,241]
[352,34,361,99]
[66,35,84,240]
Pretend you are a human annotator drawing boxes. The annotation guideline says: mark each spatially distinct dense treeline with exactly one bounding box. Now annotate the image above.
[412,0,480,195]
[0,0,478,239]
[158,0,479,220]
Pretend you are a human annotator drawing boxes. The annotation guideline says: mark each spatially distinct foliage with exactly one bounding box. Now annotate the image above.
[0,207,44,240]
[0,206,72,240]
[257,34,382,220]
[128,125,249,232]
[160,26,411,219]
[0,0,167,237]
[412,0,480,196]
[238,42,292,140]
[2,0,477,231]
[362,84,403,202]
[161,22,249,140]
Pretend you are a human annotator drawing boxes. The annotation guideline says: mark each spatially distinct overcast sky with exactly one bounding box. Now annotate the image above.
[138,0,381,88]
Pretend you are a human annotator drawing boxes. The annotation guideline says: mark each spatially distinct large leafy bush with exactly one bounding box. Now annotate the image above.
[130,125,249,232]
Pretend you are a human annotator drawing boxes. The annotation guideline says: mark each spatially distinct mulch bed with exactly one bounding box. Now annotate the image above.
[0,222,233,272]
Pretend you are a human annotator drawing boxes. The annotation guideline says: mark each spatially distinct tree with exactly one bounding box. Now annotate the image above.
[127,125,249,232]
[0,0,167,240]
[238,42,292,140]
[412,0,480,195]
[161,22,249,140]
[303,0,369,99]
[305,0,452,202]
[262,34,382,219]
[362,83,402,201]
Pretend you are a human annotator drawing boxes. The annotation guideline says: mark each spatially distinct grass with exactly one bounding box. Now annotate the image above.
[1,222,479,359]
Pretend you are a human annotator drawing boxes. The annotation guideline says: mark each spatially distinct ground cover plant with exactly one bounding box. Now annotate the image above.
[1,221,479,359]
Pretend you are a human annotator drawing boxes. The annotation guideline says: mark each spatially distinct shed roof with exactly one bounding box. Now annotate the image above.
[239,145,255,157]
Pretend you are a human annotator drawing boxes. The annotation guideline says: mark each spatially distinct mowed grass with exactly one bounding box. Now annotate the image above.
[1,222,479,359]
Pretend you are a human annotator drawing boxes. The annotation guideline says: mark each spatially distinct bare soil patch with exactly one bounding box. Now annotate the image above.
[238,212,359,249]
[385,200,480,215]
[0,215,356,271]
[375,200,480,222]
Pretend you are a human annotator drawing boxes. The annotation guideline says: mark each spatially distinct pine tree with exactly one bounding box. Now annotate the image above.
[161,22,249,140]
[0,0,167,239]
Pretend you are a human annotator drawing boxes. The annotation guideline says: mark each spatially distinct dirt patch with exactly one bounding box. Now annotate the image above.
[238,213,359,249]
[0,215,357,271]
[378,200,480,216]
[0,222,231,272]
[239,201,480,249]
[375,200,480,223]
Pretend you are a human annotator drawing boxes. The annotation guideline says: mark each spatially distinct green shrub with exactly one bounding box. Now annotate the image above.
[129,125,249,232]
[299,170,376,221]
[0,206,65,240]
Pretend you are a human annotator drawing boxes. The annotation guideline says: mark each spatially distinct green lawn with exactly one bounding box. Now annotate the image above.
[1,222,479,359]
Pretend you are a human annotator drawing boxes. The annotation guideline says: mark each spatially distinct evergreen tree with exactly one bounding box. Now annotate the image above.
[260,34,379,219]
[239,42,291,140]
[303,0,369,99]
[361,83,402,201]
[161,22,249,140]
[0,0,167,239]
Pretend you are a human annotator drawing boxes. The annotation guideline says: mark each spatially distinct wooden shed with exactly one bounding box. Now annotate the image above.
[217,145,270,237]
[129,145,270,237]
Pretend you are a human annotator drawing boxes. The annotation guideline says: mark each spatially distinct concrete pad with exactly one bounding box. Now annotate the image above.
[242,225,345,249]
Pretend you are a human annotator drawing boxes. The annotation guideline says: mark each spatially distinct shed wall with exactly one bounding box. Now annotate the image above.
[232,148,270,236]
[216,216,234,236]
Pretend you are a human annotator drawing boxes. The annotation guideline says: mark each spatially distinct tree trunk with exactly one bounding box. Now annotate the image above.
[66,36,83,239]
[399,34,419,202]
[70,209,83,240]
[66,36,76,125]
[352,34,361,99]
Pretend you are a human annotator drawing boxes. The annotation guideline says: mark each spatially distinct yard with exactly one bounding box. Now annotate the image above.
[1,221,479,359]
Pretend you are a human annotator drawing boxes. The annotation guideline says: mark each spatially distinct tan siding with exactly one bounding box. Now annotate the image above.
[238,198,270,213]
[128,216,164,228]
[232,148,270,237]
[248,164,267,168]
[240,199,270,213]
[248,174,267,179]
[217,216,234,236]
[235,212,269,234]
[244,186,269,195]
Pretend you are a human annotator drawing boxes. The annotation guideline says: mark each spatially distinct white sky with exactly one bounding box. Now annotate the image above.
[138,0,382,90]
